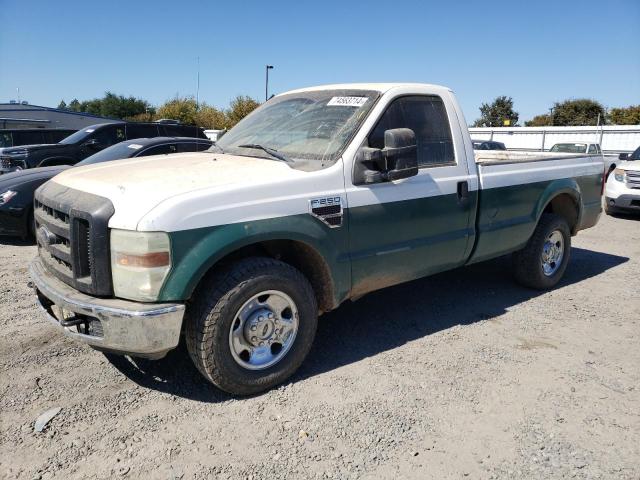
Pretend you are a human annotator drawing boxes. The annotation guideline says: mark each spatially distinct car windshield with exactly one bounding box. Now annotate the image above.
[59,127,97,145]
[629,146,640,160]
[76,141,142,166]
[549,143,588,153]
[215,89,379,169]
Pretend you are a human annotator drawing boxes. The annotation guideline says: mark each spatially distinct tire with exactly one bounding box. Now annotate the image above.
[512,213,571,290]
[185,257,318,395]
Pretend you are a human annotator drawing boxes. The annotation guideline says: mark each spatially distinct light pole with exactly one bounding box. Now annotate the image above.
[265,65,274,102]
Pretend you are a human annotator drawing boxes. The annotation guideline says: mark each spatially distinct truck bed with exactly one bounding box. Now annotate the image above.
[468,151,604,265]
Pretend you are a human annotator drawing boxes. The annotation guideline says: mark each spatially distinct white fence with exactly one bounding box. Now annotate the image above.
[468,125,640,154]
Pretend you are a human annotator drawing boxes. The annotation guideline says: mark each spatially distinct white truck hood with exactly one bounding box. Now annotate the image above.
[50,152,313,231]
[619,160,640,172]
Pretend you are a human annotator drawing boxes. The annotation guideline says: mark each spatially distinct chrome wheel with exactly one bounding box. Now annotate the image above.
[228,290,299,370]
[541,230,564,277]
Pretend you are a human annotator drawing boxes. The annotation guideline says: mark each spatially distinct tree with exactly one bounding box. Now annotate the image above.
[57,100,67,110]
[608,105,640,125]
[225,95,260,128]
[524,114,552,127]
[68,99,81,112]
[473,96,519,127]
[548,99,605,126]
[155,96,199,125]
[195,105,227,129]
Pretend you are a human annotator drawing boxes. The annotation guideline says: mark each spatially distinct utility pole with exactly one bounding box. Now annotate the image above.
[265,65,274,102]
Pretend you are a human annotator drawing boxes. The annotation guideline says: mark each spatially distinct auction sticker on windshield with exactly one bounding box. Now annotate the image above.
[128,144,143,150]
[327,96,368,107]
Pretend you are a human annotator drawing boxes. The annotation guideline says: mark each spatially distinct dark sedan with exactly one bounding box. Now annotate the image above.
[0,136,212,238]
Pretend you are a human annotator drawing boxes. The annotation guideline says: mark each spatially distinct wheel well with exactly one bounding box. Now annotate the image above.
[206,240,335,314]
[543,193,579,234]
[605,163,616,180]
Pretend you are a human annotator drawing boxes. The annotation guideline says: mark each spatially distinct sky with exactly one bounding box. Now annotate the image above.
[1,0,638,123]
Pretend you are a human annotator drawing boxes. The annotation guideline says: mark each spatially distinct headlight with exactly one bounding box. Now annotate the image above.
[613,168,625,182]
[110,229,171,302]
[0,190,17,205]
[5,149,28,159]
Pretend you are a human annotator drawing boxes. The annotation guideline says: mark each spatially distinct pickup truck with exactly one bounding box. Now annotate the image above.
[30,83,604,395]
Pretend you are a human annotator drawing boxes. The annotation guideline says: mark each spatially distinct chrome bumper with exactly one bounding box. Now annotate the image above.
[30,257,185,358]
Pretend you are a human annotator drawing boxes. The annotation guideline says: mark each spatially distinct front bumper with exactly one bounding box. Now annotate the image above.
[30,257,185,358]
[605,195,640,212]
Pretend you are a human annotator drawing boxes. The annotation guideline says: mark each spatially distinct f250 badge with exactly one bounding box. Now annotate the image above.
[309,196,343,228]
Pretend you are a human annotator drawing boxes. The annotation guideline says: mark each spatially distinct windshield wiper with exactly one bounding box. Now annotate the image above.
[237,144,293,163]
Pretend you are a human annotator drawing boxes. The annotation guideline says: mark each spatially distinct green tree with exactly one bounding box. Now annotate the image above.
[473,96,519,127]
[524,114,552,127]
[57,100,67,110]
[68,99,81,112]
[155,96,199,125]
[225,95,260,128]
[608,105,640,125]
[548,99,605,126]
[195,105,227,129]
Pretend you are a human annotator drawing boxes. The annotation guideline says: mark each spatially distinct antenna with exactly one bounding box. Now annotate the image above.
[196,56,200,110]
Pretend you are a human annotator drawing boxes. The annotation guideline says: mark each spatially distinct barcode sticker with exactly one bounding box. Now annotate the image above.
[327,96,368,107]
[128,144,143,149]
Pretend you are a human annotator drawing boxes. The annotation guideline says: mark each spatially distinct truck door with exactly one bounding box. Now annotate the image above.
[346,94,475,296]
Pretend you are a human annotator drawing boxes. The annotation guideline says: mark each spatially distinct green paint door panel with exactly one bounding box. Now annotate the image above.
[348,192,474,296]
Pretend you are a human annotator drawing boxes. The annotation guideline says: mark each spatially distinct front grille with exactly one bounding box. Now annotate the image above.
[35,182,115,296]
[0,156,25,170]
[626,171,640,189]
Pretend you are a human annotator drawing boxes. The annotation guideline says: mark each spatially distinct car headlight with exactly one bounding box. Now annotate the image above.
[5,149,28,159]
[0,190,17,205]
[110,229,171,302]
[613,168,625,182]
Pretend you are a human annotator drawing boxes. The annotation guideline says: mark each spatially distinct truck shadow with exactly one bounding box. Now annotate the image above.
[105,247,628,402]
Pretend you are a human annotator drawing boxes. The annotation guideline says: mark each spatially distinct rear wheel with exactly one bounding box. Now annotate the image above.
[185,257,318,395]
[512,213,571,290]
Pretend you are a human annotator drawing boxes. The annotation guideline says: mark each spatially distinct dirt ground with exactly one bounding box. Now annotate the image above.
[1,212,639,480]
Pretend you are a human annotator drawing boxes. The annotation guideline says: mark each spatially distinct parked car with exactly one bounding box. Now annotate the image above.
[30,83,604,395]
[0,128,77,149]
[471,140,506,150]
[0,121,208,173]
[604,160,640,215]
[549,142,602,154]
[0,137,212,238]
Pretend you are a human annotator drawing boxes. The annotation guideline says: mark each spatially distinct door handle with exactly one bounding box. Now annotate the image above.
[457,181,469,206]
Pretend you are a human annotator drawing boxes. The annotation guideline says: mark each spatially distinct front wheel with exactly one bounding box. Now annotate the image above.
[185,257,318,395]
[512,213,571,290]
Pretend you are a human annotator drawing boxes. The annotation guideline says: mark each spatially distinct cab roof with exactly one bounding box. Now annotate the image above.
[280,83,452,96]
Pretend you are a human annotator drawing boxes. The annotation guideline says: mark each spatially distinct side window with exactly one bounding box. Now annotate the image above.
[368,96,455,167]
[178,141,211,152]
[126,124,159,139]
[596,145,602,154]
[588,144,597,154]
[93,126,126,147]
[162,124,202,138]
[139,144,176,157]
[14,131,45,145]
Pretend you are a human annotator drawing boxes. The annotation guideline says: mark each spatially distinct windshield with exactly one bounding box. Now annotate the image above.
[216,89,379,168]
[629,146,640,160]
[549,143,588,153]
[59,126,99,145]
[76,141,141,166]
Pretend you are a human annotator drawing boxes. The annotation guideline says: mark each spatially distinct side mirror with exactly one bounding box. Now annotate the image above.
[618,153,629,160]
[354,128,418,185]
[84,138,102,150]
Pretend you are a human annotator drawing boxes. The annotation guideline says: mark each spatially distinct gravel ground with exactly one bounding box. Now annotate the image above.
[1,212,639,480]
